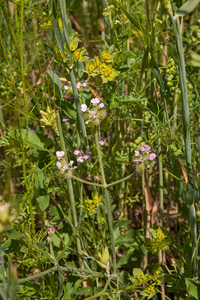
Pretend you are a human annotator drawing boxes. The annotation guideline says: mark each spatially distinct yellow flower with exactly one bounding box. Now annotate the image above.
[73,48,86,62]
[101,65,120,83]
[100,49,115,62]
[85,59,97,76]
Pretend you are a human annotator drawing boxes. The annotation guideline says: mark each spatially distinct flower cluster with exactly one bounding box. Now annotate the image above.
[64,81,88,92]
[56,151,77,179]
[133,145,156,174]
[73,149,91,162]
[81,98,107,126]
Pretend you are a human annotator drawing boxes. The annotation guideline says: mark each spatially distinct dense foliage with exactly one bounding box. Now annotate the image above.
[1,0,200,299]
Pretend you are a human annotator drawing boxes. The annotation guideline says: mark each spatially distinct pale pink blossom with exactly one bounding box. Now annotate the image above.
[99,103,105,108]
[81,104,87,112]
[149,153,156,161]
[144,145,151,151]
[134,151,139,156]
[56,151,65,159]
[91,98,100,105]
[82,82,88,88]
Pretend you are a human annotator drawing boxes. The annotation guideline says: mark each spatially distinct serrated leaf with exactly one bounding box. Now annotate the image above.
[176,0,200,16]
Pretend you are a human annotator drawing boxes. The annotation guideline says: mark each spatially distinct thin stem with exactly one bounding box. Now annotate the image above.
[59,0,88,145]
[95,129,116,274]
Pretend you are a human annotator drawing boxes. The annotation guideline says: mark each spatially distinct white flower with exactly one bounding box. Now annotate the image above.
[81,104,87,112]
[99,103,105,108]
[56,151,65,159]
[91,98,100,105]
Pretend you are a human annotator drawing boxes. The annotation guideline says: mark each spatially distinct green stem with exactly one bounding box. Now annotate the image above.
[59,0,88,145]
[56,111,78,228]
[95,129,116,274]
[171,13,198,273]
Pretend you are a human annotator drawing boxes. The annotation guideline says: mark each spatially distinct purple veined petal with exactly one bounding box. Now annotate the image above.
[62,116,69,122]
[81,104,87,112]
[134,150,139,156]
[85,150,91,155]
[77,156,84,163]
[56,161,62,169]
[56,151,65,159]
[74,150,82,156]
[140,146,145,151]
[149,153,156,161]
[144,144,151,151]
[99,103,105,108]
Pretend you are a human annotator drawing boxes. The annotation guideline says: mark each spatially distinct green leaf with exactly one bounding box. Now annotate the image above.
[36,194,49,211]
[115,51,135,65]
[47,69,63,91]
[6,229,22,239]
[176,0,200,16]
[12,194,22,214]
[43,43,53,54]
[21,129,53,151]
[2,239,21,254]
[186,278,200,299]
[60,100,77,120]
[114,220,131,230]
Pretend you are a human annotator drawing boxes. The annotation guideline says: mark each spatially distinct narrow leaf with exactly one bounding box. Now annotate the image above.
[176,0,200,16]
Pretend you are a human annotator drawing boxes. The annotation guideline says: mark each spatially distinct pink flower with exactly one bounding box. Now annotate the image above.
[77,156,84,162]
[99,103,105,108]
[64,85,69,90]
[99,137,106,145]
[149,153,156,161]
[46,237,51,242]
[144,145,151,151]
[85,56,90,60]
[62,116,69,122]
[48,227,54,233]
[76,83,82,89]
[134,151,139,156]
[56,161,62,169]
[140,146,145,151]
[74,150,83,156]
[82,82,88,88]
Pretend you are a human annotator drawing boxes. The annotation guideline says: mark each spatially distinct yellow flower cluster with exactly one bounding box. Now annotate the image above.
[85,49,120,83]
[40,106,59,135]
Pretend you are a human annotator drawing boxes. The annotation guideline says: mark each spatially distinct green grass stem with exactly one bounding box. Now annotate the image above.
[59,0,88,146]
